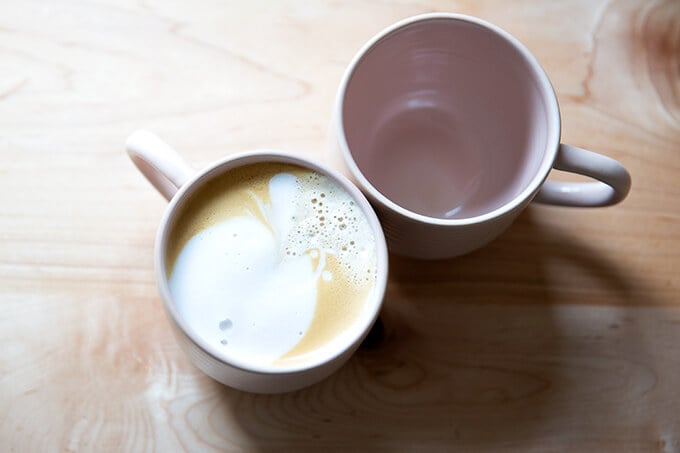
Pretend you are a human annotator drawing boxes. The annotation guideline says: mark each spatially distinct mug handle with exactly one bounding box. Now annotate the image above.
[126,130,195,201]
[533,144,631,207]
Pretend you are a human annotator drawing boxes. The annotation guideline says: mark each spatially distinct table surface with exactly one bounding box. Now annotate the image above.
[1,0,679,451]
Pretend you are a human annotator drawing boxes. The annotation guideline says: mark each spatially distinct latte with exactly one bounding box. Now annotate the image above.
[165,162,378,368]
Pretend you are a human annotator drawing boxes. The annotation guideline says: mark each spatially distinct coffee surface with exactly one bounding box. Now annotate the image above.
[166,162,377,367]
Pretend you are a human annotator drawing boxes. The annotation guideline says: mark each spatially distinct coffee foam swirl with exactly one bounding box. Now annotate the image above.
[167,163,377,367]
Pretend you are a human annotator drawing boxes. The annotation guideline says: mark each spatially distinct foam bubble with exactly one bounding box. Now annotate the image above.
[219,319,233,331]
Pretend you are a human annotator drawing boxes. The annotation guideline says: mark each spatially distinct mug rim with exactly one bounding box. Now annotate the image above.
[335,12,562,226]
[154,150,389,376]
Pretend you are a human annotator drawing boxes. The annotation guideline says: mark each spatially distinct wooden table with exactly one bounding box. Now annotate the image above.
[2,1,678,451]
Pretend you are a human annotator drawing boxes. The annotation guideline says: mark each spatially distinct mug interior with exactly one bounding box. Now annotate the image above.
[341,15,559,220]
[155,152,388,375]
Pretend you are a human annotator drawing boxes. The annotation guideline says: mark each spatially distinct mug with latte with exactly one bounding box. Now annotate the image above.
[126,131,388,393]
[333,13,632,259]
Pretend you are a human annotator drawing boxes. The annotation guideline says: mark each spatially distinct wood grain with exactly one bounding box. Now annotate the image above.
[1,0,679,451]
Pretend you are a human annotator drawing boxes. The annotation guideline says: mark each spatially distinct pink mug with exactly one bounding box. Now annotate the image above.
[126,131,388,393]
[334,13,631,259]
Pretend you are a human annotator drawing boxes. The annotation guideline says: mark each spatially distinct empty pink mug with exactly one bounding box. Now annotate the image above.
[334,13,631,259]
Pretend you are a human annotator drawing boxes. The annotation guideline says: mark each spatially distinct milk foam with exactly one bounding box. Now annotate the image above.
[168,165,377,367]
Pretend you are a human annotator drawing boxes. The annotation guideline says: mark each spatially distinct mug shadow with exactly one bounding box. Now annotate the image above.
[198,208,651,451]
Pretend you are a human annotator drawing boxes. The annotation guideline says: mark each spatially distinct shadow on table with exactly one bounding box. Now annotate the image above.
[205,208,652,450]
